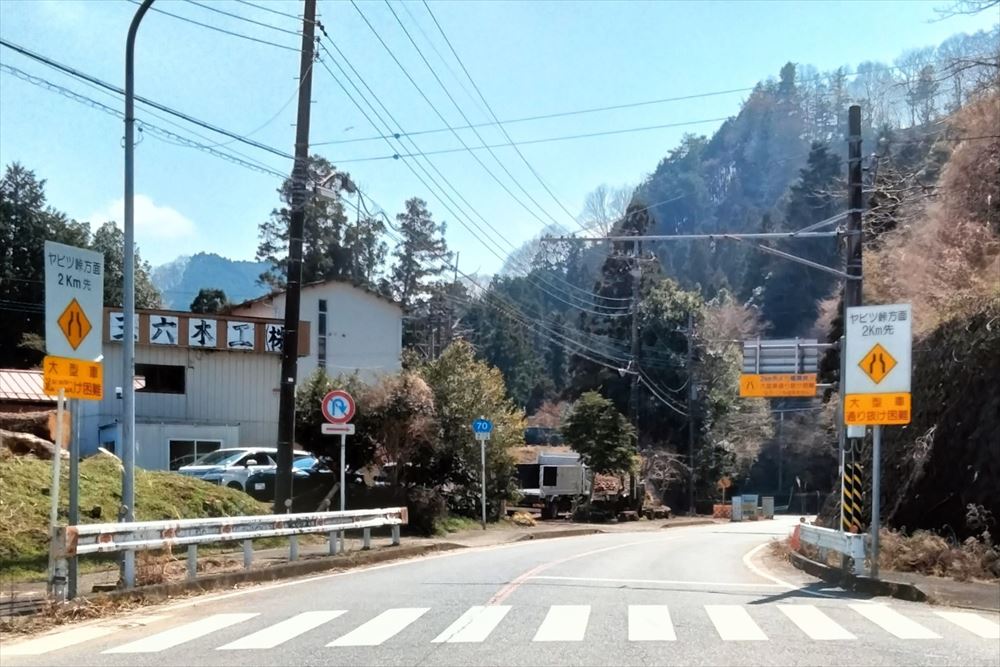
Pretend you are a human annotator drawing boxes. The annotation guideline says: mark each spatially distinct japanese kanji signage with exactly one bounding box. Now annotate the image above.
[149,315,179,345]
[227,322,255,350]
[188,318,217,348]
[110,312,139,342]
[43,355,103,400]
[44,241,103,361]
[740,373,816,398]
[844,304,912,425]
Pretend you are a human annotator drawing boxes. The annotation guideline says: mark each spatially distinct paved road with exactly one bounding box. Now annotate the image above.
[2,517,998,666]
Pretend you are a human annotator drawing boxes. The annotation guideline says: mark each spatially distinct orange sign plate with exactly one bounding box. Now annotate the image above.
[859,342,897,385]
[740,373,816,398]
[43,355,103,400]
[844,392,911,425]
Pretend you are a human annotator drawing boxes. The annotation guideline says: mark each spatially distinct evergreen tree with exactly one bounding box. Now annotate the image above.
[91,221,161,309]
[390,198,449,311]
[189,288,229,314]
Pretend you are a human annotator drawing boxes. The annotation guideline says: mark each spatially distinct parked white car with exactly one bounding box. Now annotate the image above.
[178,447,308,492]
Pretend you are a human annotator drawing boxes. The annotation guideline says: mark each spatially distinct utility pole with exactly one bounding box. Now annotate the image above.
[122,0,154,590]
[686,311,696,515]
[629,239,641,437]
[274,0,317,514]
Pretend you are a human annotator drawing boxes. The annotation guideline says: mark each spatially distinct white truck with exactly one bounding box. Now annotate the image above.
[516,452,592,519]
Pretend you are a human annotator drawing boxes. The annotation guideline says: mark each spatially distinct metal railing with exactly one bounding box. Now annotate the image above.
[51,507,408,594]
[798,523,867,576]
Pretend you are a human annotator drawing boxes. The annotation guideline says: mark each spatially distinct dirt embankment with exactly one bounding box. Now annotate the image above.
[876,300,1000,539]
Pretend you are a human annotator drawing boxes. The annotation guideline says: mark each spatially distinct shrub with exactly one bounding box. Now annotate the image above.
[405,486,447,537]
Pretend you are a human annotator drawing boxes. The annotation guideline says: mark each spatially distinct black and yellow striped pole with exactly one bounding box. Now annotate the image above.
[842,460,863,533]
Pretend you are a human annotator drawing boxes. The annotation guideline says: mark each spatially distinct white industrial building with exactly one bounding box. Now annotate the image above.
[77,307,309,471]
[230,280,403,383]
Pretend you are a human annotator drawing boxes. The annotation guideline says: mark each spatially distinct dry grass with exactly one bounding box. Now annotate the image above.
[511,512,537,527]
[879,528,1000,582]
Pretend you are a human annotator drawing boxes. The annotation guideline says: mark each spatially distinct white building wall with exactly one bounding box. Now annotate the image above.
[233,283,402,384]
[80,342,280,467]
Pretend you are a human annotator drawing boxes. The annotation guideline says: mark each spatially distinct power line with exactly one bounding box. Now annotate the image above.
[0,39,295,161]
[313,35,633,313]
[181,0,304,37]
[233,0,317,25]
[0,63,288,180]
[382,0,572,233]
[126,0,299,51]
[327,116,733,162]
[311,60,934,147]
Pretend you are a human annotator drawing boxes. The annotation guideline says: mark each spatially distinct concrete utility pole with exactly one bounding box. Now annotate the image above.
[274,0,317,514]
[686,311,696,515]
[122,0,154,590]
[629,239,640,439]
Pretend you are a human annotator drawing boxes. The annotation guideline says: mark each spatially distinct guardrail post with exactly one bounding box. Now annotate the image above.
[186,545,197,581]
[363,528,371,550]
[328,531,337,555]
[391,525,400,546]
[243,540,253,569]
[337,530,345,554]
[289,535,299,562]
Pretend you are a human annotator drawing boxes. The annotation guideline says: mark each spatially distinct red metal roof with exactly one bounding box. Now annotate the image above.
[0,369,53,403]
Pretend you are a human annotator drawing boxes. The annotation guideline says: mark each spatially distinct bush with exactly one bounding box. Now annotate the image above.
[405,486,447,537]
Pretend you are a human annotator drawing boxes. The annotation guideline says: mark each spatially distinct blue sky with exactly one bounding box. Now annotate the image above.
[0,0,995,285]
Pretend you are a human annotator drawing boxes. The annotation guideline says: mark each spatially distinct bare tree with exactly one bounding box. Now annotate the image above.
[579,184,633,235]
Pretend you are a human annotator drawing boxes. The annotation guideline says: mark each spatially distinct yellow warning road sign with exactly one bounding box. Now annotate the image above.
[43,355,103,400]
[859,342,896,384]
[57,298,92,351]
[740,373,816,398]
[844,392,910,425]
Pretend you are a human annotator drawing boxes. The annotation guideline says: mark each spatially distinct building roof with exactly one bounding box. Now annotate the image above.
[231,279,401,312]
[0,369,53,403]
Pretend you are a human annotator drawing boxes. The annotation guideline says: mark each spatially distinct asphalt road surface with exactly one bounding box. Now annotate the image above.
[2,517,998,667]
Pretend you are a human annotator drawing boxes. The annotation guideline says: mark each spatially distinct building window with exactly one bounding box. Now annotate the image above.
[168,439,222,470]
[318,299,328,368]
[542,466,558,487]
[135,364,185,394]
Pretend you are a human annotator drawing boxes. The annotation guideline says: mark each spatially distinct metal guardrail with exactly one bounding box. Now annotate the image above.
[50,507,408,595]
[798,523,867,576]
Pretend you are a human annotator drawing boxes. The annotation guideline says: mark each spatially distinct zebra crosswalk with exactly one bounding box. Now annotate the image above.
[1,603,997,658]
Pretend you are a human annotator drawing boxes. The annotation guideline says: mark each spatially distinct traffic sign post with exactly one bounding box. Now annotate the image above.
[472,418,493,530]
[321,390,356,515]
[844,303,912,579]
[44,242,104,600]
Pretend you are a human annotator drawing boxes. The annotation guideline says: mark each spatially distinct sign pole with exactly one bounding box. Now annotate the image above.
[870,425,882,578]
[68,397,80,599]
[47,388,65,597]
[340,433,346,512]
[480,436,487,531]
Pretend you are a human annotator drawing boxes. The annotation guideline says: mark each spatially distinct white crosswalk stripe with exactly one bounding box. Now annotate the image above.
[777,605,855,640]
[533,605,590,642]
[328,608,429,647]
[7,602,997,657]
[933,611,1000,639]
[432,605,511,643]
[705,605,768,641]
[849,604,941,639]
[628,605,677,641]
[218,611,346,650]
[103,613,258,654]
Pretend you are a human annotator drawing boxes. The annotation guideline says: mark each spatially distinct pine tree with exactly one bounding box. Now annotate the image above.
[390,198,449,311]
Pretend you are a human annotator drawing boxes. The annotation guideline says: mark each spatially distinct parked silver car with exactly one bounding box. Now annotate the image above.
[178,447,308,492]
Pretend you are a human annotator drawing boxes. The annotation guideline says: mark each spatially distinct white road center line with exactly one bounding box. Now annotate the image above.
[533,605,591,642]
[850,604,941,639]
[431,605,511,643]
[705,605,768,641]
[628,605,677,641]
[933,611,1000,639]
[328,608,429,647]
[103,613,259,654]
[217,611,346,650]
[777,605,855,640]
